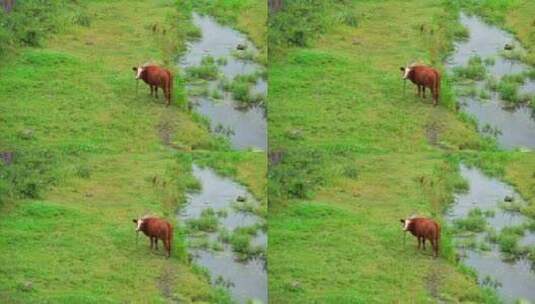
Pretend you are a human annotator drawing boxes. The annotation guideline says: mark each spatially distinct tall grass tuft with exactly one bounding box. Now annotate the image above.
[0,1,77,57]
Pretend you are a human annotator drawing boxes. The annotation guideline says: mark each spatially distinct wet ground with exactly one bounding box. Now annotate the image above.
[180,13,267,151]
[179,165,267,304]
[447,13,535,150]
[446,165,535,303]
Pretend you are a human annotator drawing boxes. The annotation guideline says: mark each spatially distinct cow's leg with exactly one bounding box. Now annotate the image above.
[155,238,159,250]
[166,88,170,106]
[163,238,170,258]
[417,85,421,97]
[430,239,437,257]
[422,238,426,250]
[417,237,421,249]
[155,87,159,99]
[422,87,426,99]
[150,237,154,249]
[150,85,154,96]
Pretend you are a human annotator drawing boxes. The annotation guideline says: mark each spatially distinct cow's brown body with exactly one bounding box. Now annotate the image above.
[133,216,173,257]
[133,65,173,106]
[401,217,441,257]
[401,65,441,106]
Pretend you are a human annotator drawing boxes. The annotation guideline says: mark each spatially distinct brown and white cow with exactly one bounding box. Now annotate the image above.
[400,64,441,106]
[400,216,441,257]
[132,65,173,106]
[132,216,173,258]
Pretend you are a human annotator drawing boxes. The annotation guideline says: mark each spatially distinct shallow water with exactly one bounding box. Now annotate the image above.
[179,165,267,304]
[180,13,267,150]
[447,165,535,303]
[447,13,535,149]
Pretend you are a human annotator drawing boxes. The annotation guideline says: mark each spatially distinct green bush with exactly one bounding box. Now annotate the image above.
[186,56,219,80]
[269,149,329,201]
[187,208,219,232]
[453,55,487,80]
[229,81,250,102]
[497,79,519,103]
[269,0,350,49]
[453,208,487,232]
[0,150,58,203]
[0,0,74,53]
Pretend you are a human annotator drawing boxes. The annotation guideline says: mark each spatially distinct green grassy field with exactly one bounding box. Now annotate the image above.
[0,0,265,302]
[268,0,534,302]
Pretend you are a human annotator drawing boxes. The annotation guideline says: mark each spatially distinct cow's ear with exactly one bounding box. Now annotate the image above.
[132,219,137,223]
[132,67,137,71]
[399,67,405,71]
[400,219,405,223]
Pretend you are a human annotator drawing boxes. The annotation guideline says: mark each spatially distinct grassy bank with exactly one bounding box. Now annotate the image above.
[269,151,501,303]
[268,0,492,153]
[268,0,509,302]
[0,0,235,302]
[0,0,76,59]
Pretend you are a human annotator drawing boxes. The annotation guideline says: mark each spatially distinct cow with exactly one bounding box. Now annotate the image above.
[400,216,441,257]
[132,65,173,106]
[400,64,441,106]
[132,216,173,258]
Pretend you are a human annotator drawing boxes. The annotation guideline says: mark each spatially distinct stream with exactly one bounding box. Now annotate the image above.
[445,12,535,302]
[446,165,535,303]
[180,13,267,151]
[179,165,267,304]
[447,13,535,150]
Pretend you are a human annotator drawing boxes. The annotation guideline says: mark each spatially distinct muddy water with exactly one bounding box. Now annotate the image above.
[446,165,535,303]
[179,165,267,304]
[180,13,267,150]
[447,13,535,150]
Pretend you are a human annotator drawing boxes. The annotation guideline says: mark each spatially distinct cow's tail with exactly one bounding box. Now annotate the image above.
[435,222,441,255]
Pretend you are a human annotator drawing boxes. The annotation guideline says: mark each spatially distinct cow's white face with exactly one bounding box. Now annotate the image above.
[402,67,411,79]
[135,219,144,231]
[402,219,411,231]
[135,67,144,79]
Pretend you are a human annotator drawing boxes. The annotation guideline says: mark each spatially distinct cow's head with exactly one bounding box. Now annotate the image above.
[132,66,144,79]
[400,66,411,79]
[400,218,411,231]
[132,218,144,231]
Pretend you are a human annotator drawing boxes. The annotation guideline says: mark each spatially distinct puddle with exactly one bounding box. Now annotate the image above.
[447,13,535,150]
[447,164,535,303]
[179,165,267,304]
[180,13,267,150]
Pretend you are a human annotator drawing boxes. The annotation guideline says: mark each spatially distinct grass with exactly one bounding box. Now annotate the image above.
[0,0,77,57]
[266,0,530,302]
[497,79,520,102]
[0,0,241,302]
[453,208,488,233]
[187,208,219,232]
[228,226,265,261]
[268,0,494,154]
[453,55,488,81]
[496,226,525,257]
[219,72,266,105]
[185,55,220,80]
[269,150,499,302]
